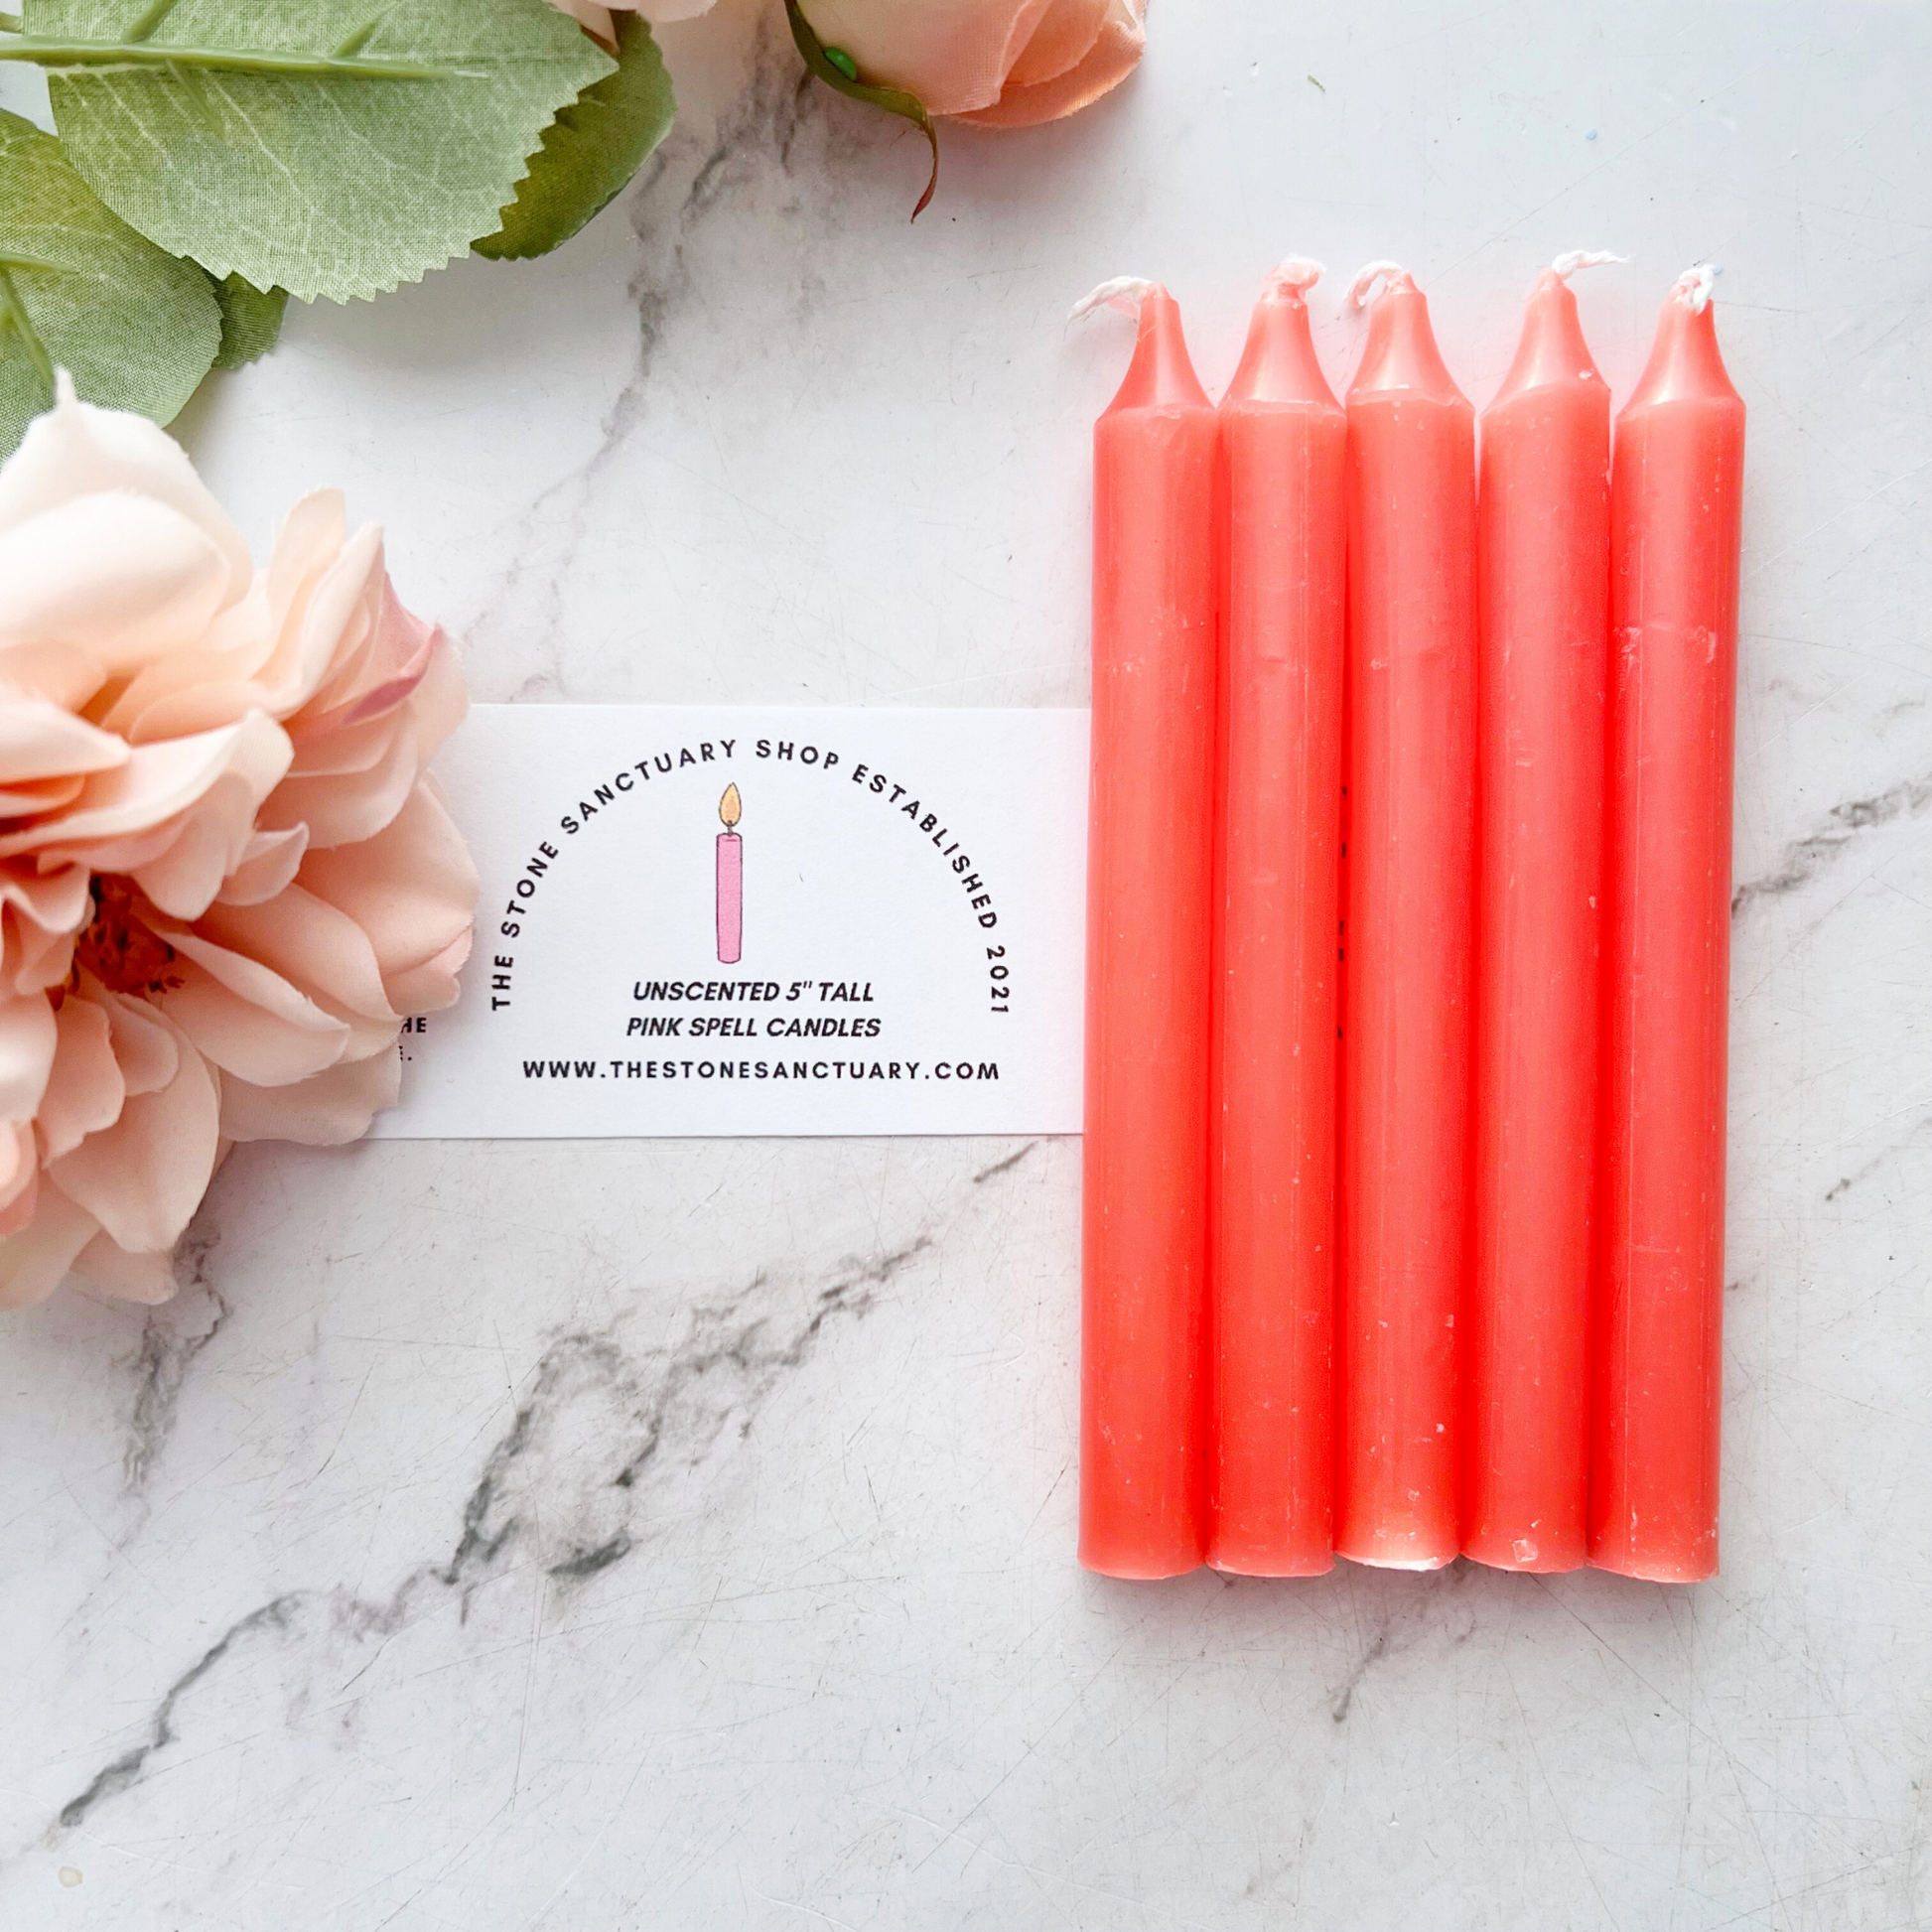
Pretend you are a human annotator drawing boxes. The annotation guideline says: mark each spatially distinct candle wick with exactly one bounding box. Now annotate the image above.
[1264,256,1325,299]
[1671,263,1720,314]
[1345,260,1405,310]
[1551,248,1627,279]
[1068,276,1160,328]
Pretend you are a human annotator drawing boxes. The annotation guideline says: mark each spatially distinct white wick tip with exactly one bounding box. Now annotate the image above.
[1264,257,1324,298]
[1069,276,1160,326]
[1551,248,1626,279]
[1672,263,1719,313]
[1347,260,1405,309]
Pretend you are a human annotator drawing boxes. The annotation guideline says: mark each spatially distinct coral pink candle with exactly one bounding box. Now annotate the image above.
[1335,265,1476,1571]
[1591,267,1745,1583]
[715,783,743,965]
[1078,278,1218,1579]
[1463,258,1613,1574]
[1208,260,1344,1577]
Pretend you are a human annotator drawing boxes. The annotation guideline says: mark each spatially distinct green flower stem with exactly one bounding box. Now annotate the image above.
[0,260,54,400]
[784,0,936,221]
[124,0,182,39]
[0,36,475,79]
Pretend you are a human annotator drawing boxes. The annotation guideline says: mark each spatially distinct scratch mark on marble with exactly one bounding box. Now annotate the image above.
[1330,1632,1387,1723]
[1731,769,1932,916]
[1825,1114,1932,1201]
[972,1141,1038,1185]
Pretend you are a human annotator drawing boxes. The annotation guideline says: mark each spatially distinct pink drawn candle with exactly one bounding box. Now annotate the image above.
[716,783,743,964]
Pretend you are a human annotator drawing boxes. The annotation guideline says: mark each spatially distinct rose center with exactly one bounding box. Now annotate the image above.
[72,877,180,998]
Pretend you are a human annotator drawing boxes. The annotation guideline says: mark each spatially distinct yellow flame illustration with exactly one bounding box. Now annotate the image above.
[719,782,743,829]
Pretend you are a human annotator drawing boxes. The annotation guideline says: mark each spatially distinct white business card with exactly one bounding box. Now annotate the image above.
[372,706,1090,1138]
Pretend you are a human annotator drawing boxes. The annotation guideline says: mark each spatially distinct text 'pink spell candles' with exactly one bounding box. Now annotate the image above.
[716,783,743,964]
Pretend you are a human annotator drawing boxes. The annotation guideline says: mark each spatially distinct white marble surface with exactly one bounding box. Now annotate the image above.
[4,3,1930,1926]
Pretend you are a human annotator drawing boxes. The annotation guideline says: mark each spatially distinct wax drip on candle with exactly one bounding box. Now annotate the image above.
[1069,276,1160,325]
[719,782,742,828]
[1671,263,1720,314]
[1551,249,1626,279]
[1346,260,1407,309]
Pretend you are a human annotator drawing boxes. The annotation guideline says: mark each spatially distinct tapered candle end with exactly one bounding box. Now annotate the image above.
[1346,268,1466,409]
[1620,266,1742,416]
[1083,281,1212,414]
[1486,269,1608,413]
[1224,261,1340,410]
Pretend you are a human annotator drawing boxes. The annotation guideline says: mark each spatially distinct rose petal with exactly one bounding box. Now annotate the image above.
[800,0,1056,116]
[0,374,252,596]
[48,1015,219,1254]
[196,883,399,1056]
[70,1228,179,1305]
[1006,0,1108,85]
[0,1116,36,1228]
[0,990,58,1118]
[91,979,181,1096]
[220,1044,400,1145]
[260,714,420,851]
[408,635,468,768]
[0,774,88,817]
[954,0,1144,126]
[0,1180,98,1310]
[295,581,437,738]
[154,929,350,1087]
[259,525,383,720]
[215,825,310,907]
[382,925,474,1017]
[0,641,107,711]
[549,0,616,40]
[127,754,299,921]
[297,782,479,989]
[0,493,234,671]
[37,992,125,1162]
[0,712,292,860]
[0,695,128,787]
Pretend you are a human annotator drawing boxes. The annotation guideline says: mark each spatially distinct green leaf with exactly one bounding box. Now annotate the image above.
[0,107,220,458]
[16,0,615,303]
[784,0,936,221]
[209,271,287,368]
[475,14,673,261]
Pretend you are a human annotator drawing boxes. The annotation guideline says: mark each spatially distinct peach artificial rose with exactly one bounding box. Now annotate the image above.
[0,377,477,1310]
[799,0,1147,126]
[547,0,716,49]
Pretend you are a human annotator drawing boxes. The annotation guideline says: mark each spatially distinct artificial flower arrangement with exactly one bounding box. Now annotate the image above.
[0,0,1148,456]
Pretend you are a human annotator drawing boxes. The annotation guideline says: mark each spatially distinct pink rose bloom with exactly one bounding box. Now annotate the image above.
[801,0,1148,126]
[0,378,477,1309]
[548,0,715,48]
[549,0,1146,126]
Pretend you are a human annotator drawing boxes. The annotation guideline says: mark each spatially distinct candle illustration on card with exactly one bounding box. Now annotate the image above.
[716,783,744,963]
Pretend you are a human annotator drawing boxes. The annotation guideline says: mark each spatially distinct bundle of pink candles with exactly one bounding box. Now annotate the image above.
[1079,256,1744,1584]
